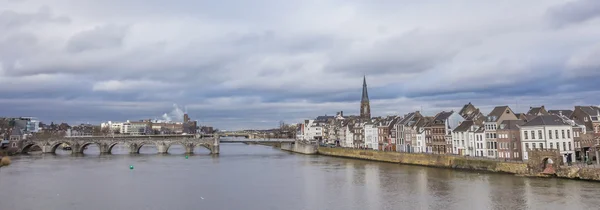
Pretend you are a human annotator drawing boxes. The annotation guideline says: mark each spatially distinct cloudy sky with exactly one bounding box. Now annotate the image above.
[1,0,600,130]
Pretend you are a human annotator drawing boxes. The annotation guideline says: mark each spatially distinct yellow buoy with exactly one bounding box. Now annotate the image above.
[1,156,11,167]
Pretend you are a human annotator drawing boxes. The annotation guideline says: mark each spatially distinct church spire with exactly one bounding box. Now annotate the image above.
[360,75,371,119]
[362,75,369,102]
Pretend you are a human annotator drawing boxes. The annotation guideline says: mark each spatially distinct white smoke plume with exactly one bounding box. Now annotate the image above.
[159,104,185,122]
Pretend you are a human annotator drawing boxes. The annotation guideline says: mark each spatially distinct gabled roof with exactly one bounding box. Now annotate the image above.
[487,106,508,120]
[526,106,548,116]
[433,111,454,124]
[575,106,600,117]
[486,106,515,122]
[522,115,570,127]
[499,120,525,130]
[453,120,474,132]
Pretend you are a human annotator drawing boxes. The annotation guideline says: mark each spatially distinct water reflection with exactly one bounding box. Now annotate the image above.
[3,144,600,210]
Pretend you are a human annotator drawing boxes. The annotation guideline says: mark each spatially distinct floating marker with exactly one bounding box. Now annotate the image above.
[129,165,134,170]
[185,155,189,159]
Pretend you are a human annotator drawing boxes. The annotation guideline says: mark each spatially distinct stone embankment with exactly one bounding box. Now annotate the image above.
[314,147,600,181]
[317,147,527,174]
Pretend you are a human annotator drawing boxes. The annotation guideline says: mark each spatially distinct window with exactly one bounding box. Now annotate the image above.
[567,130,571,138]
[550,142,553,149]
[524,131,528,139]
[562,130,565,139]
[555,130,559,139]
[539,143,543,149]
[568,142,572,151]
[525,143,529,149]
[532,143,536,149]
[563,142,566,151]
[548,130,552,139]
[531,131,535,139]
[538,130,543,139]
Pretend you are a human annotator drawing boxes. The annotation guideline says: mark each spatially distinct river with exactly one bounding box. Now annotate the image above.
[1,143,600,210]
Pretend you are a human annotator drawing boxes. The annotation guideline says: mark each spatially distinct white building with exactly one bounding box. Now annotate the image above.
[452,120,478,156]
[364,123,378,150]
[302,120,323,141]
[520,115,575,163]
[344,125,354,147]
[475,127,486,157]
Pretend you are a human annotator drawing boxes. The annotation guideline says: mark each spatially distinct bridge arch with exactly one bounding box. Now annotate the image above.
[107,142,128,154]
[194,143,213,154]
[20,143,43,154]
[136,141,159,154]
[49,141,75,154]
[79,141,102,154]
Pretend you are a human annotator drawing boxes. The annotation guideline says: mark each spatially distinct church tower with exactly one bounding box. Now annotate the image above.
[360,75,371,119]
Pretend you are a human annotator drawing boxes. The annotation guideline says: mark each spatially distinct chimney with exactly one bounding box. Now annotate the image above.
[559,111,563,116]
[341,111,343,117]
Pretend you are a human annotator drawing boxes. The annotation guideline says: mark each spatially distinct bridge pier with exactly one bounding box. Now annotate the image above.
[157,143,168,154]
[99,143,111,154]
[185,144,194,154]
[128,143,139,154]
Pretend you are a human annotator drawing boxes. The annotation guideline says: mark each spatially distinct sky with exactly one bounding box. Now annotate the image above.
[1,0,600,130]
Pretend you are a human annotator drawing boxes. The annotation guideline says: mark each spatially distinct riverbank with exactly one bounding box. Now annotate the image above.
[316,147,600,182]
[317,147,528,174]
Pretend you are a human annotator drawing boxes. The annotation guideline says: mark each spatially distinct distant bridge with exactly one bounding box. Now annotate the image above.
[18,134,220,155]
[219,137,295,144]
[218,131,270,139]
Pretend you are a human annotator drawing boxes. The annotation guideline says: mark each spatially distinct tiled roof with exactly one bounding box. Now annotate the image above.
[522,115,570,127]
[434,111,454,123]
[486,106,510,122]
[499,120,525,130]
[453,120,474,132]
[575,106,600,117]
[526,106,547,116]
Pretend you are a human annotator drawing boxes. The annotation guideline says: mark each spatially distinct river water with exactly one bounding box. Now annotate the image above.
[1,143,600,210]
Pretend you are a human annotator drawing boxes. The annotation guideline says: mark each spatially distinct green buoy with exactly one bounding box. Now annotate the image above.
[185,155,189,159]
[129,165,134,170]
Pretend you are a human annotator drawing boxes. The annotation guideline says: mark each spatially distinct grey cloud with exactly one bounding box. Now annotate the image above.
[0,6,70,30]
[546,0,600,27]
[327,29,478,76]
[66,24,129,53]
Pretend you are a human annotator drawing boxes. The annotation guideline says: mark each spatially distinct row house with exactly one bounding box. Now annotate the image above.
[497,120,525,160]
[521,115,575,163]
[364,121,378,150]
[378,116,400,151]
[570,106,600,154]
[429,111,461,154]
[353,121,365,148]
[395,112,423,152]
[475,126,485,157]
[483,106,518,158]
[414,117,432,153]
[452,120,476,156]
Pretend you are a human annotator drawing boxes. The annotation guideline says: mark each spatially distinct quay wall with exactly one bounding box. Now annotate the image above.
[317,147,528,174]
[281,142,317,155]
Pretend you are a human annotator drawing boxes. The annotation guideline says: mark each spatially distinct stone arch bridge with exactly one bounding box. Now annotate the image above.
[18,134,220,155]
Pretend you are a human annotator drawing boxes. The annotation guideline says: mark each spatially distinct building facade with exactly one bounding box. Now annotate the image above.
[520,115,575,163]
